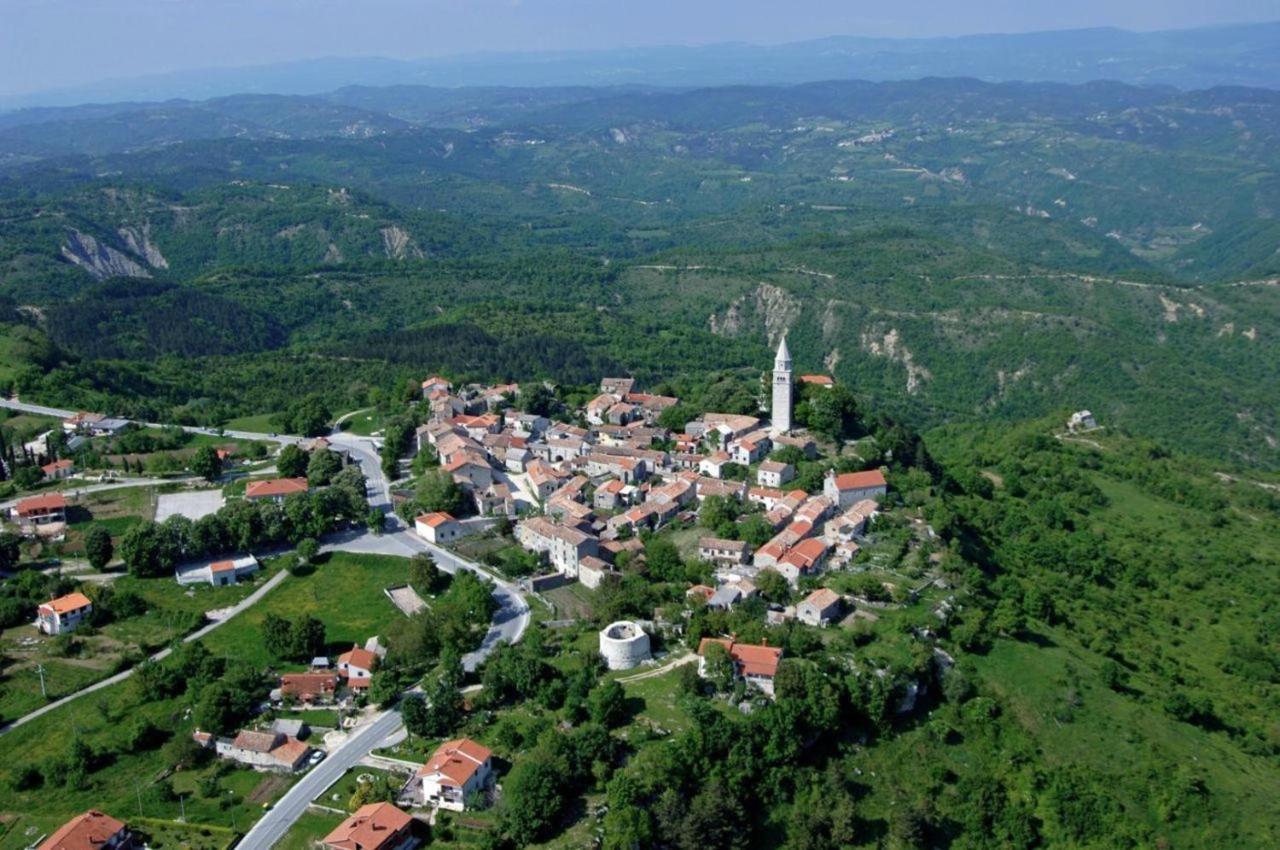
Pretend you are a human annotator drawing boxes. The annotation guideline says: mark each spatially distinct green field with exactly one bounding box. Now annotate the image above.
[273,810,346,850]
[221,413,279,433]
[200,552,410,668]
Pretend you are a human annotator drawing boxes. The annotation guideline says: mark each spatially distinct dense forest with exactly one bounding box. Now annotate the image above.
[0,77,1277,469]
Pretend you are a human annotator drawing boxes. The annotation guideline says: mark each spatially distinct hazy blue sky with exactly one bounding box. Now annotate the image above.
[4,0,1279,96]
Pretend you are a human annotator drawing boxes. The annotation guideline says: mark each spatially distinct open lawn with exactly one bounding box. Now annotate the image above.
[273,809,346,850]
[200,552,411,669]
[621,666,696,733]
[542,584,596,621]
[222,413,279,434]
[340,409,384,437]
[132,818,238,850]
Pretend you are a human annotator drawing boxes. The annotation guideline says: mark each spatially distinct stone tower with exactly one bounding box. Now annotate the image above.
[771,335,793,433]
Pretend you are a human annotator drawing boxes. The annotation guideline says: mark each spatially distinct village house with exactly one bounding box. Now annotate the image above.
[823,469,888,510]
[697,637,784,697]
[776,537,830,585]
[729,433,770,466]
[592,478,628,511]
[421,376,453,397]
[584,453,646,484]
[698,452,733,479]
[547,494,594,524]
[624,392,679,424]
[245,477,309,504]
[41,459,75,481]
[516,516,598,577]
[277,672,341,704]
[1068,410,1099,432]
[525,459,564,499]
[600,377,636,396]
[415,512,462,544]
[407,738,495,811]
[203,729,312,773]
[474,482,515,516]
[797,587,844,626]
[443,453,494,490]
[698,537,751,567]
[578,555,619,589]
[756,460,794,488]
[38,811,134,850]
[36,592,93,635]
[13,492,67,533]
[338,645,378,685]
[322,802,416,850]
[772,433,818,458]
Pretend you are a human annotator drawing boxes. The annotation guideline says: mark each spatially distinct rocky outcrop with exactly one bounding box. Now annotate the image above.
[116,223,169,269]
[861,327,932,394]
[61,230,151,280]
[380,226,424,260]
[709,282,801,346]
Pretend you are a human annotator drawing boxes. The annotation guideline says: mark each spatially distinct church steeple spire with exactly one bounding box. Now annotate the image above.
[771,334,793,433]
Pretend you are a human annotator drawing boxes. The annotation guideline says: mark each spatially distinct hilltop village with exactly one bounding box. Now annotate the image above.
[411,337,899,667]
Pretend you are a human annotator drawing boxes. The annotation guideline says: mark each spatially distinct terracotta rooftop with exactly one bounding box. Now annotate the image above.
[698,637,783,678]
[17,492,68,515]
[831,470,887,490]
[38,811,127,850]
[245,477,309,499]
[322,802,413,850]
[418,737,493,788]
[416,512,456,528]
[39,592,93,615]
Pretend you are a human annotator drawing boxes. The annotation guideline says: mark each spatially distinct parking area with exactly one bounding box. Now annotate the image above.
[155,488,225,522]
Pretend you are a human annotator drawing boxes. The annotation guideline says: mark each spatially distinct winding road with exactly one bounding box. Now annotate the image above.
[2,397,531,847]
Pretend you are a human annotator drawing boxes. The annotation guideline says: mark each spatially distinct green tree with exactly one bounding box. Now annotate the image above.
[190,445,223,482]
[83,525,114,571]
[702,642,736,693]
[754,569,790,603]
[119,522,178,578]
[307,448,343,486]
[0,531,22,572]
[415,470,466,516]
[588,679,628,729]
[296,537,320,564]
[276,444,308,478]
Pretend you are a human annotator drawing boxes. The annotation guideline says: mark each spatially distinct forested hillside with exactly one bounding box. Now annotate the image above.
[0,77,1278,467]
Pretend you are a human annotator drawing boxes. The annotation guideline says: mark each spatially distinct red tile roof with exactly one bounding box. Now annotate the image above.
[245,477,309,499]
[280,673,339,699]
[831,470,887,490]
[339,646,378,672]
[419,737,493,788]
[38,811,127,850]
[39,592,93,615]
[323,802,413,850]
[698,638,783,678]
[17,492,68,516]
[210,560,236,574]
[416,512,456,528]
[42,459,74,473]
[799,374,834,386]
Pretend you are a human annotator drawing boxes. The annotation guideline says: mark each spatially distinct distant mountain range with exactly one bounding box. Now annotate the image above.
[5,21,1280,111]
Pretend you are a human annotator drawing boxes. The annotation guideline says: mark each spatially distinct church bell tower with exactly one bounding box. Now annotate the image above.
[771,335,793,433]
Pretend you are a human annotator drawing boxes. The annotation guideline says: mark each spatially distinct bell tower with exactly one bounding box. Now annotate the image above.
[771,335,792,433]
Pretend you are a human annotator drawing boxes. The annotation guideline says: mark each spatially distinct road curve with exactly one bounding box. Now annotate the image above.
[0,570,289,734]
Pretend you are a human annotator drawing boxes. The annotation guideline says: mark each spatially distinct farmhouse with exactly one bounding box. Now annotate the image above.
[338,645,378,683]
[698,637,784,697]
[206,729,311,772]
[278,672,341,703]
[36,592,94,635]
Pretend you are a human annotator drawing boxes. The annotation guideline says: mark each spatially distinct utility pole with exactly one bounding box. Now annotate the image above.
[35,664,46,699]
[179,794,186,822]
[135,781,144,818]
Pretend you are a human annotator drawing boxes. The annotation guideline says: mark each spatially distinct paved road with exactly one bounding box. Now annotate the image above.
[3,398,532,848]
[0,475,196,512]
[0,570,288,734]
[238,709,404,850]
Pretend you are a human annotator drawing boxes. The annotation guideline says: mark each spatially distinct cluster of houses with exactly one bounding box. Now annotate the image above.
[409,343,892,698]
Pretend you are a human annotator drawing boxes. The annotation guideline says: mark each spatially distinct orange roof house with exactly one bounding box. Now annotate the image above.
[40,592,93,616]
[245,477,309,501]
[338,645,378,677]
[38,811,131,850]
[799,374,834,387]
[420,738,493,788]
[322,802,413,850]
[16,492,68,518]
[697,637,784,695]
